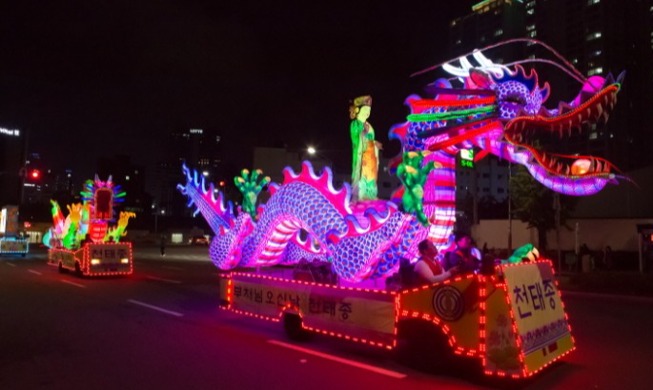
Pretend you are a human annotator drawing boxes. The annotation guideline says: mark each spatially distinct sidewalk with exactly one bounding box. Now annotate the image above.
[556,270,653,298]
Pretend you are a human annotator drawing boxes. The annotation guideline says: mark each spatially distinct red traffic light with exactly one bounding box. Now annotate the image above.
[30,169,41,179]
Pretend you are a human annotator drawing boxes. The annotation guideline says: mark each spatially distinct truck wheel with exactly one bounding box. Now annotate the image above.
[74,262,83,277]
[58,262,65,273]
[283,313,310,341]
[395,320,452,372]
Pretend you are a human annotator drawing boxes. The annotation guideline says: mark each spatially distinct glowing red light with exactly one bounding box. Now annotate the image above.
[30,169,40,179]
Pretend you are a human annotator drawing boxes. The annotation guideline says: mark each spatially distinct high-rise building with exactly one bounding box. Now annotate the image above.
[150,128,224,217]
[96,155,150,216]
[450,0,653,171]
[0,126,25,205]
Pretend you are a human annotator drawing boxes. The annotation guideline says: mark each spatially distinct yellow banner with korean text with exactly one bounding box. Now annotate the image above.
[230,275,396,347]
[502,261,574,374]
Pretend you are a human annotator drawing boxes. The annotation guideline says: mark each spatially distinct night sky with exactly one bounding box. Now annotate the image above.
[1,1,473,178]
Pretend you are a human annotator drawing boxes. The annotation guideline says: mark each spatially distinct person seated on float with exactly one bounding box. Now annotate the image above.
[414,239,457,284]
[443,232,480,275]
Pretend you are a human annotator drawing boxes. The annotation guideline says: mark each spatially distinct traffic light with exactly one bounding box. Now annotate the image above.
[29,169,41,180]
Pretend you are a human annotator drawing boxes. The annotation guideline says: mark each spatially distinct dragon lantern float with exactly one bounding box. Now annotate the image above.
[178,39,624,283]
[45,175,135,276]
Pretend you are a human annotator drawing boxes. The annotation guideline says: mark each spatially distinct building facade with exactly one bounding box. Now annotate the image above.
[150,128,224,218]
[0,127,26,206]
[448,0,653,215]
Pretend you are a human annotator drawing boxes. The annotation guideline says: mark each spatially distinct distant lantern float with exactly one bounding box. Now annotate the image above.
[571,159,592,175]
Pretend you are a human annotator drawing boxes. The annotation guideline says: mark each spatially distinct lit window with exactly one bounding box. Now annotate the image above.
[529,31,537,38]
[494,29,503,37]
[587,0,600,5]
[527,9,535,15]
[589,132,598,140]
[586,31,602,41]
[526,24,536,32]
[125,175,130,181]
[588,67,604,75]
[591,50,602,56]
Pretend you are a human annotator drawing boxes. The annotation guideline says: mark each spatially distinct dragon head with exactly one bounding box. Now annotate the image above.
[392,45,625,196]
[501,71,622,182]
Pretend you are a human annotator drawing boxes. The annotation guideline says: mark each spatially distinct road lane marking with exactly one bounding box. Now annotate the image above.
[5,262,17,267]
[128,299,184,317]
[146,275,182,284]
[268,340,406,379]
[61,279,86,288]
[28,269,43,275]
[162,266,183,271]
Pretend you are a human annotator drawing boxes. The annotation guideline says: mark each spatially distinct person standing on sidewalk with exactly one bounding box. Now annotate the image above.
[160,234,166,257]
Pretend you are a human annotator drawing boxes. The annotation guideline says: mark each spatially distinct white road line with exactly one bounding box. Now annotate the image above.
[268,340,406,379]
[28,269,42,275]
[5,262,17,267]
[146,275,182,284]
[128,299,184,317]
[162,266,183,271]
[61,279,86,288]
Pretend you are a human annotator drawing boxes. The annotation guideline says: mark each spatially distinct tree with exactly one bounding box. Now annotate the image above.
[510,165,576,251]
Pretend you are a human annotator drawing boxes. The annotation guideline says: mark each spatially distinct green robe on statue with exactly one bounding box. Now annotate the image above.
[350,119,379,201]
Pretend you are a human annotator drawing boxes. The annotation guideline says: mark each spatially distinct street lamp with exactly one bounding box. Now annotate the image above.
[306,146,316,156]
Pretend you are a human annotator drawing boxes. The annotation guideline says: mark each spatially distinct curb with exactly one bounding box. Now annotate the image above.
[561,290,653,304]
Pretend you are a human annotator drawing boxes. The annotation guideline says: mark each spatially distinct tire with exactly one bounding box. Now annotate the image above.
[395,320,452,372]
[58,262,65,273]
[74,262,83,277]
[283,313,310,341]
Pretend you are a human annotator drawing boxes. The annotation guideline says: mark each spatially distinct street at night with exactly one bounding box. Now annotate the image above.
[2,246,653,390]
[3,1,653,389]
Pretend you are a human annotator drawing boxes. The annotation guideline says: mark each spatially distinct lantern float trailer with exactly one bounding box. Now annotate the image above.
[178,40,624,380]
[0,205,29,257]
[45,175,135,277]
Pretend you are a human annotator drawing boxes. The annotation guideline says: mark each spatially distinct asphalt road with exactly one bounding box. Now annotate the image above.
[1,246,652,389]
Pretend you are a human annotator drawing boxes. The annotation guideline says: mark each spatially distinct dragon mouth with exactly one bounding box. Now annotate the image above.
[504,83,620,177]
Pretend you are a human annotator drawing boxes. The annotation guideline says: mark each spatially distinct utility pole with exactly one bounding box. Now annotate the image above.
[554,192,561,270]
[507,162,512,252]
